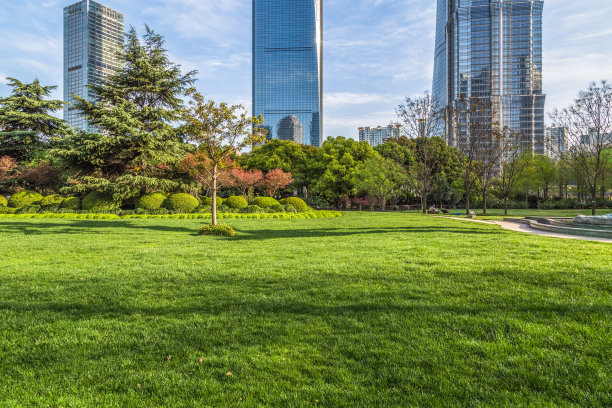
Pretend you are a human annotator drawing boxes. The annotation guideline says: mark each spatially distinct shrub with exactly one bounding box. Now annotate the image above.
[82,191,122,212]
[0,206,17,214]
[0,196,7,207]
[268,204,286,213]
[194,206,211,214]
[282,204,298,214]
[280,197,309,212]
[251,196,279,208]
[40,195,64,207]
[136,192,167,210]
[164,193,199,213]
[217,205,233,213]
[16,205,41,214]
[225,195,248,209]
[198,224,236,237]
[201,197,225,208]
[243,205,264,213]
[8,190,43,208]
[61,197,81,210]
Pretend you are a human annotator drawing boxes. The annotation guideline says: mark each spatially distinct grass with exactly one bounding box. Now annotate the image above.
[0,213,610,407]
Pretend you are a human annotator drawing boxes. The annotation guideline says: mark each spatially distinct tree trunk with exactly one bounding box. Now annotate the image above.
[422,191,427,214]
[591,184,597,216]
[482,188,488,215]
[381,197,386,212]
[504,196,508,216]
[212,164,218,226]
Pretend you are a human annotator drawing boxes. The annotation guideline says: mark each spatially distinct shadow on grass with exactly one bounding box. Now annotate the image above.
[0,220,194,235]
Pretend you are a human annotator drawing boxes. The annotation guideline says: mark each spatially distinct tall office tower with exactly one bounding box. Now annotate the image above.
[432,0,545,154]
[253,0,323,147]
[64,0,124,132]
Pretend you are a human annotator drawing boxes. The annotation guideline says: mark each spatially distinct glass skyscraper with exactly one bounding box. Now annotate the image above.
[253,0,323,147]
[433,0,545,154]
[63,0,124,132]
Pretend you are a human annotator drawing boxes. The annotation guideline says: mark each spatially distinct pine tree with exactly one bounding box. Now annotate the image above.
[0,78,72,162]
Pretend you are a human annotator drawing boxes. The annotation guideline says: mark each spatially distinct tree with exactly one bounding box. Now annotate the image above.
[530,154,557,200]
[355,155,409,211]
[549,81,612,215]
[18,161,61,195]
[181,89,266,225]
[262,169,293,197]
[475,126,504,215]
[53,27,196,197]
[396,91,445,213]
[177,151,233,197]
[0,156,18,181]
[227,169,264,197]
[0,78,72,162]
[496,131,531,215]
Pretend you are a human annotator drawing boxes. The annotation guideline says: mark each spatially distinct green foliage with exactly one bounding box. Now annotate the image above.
[0,196,7,207]
[15,205,41,214]
[279,197,309,212]
[61,197,81,210]
[355,156,409,209]
[244,205,264,214]
[8,190,43,208]
[267,204,285,213]
[0,206,17,214]
[201,197,225,208]
[198,224,236,237]
[225,195,248,209]
[40,195,64,207]
[136,193,167,210]
[82,191,122,212]
[0,78,73,162]
[252,197,279,208]
[164,193,199,213]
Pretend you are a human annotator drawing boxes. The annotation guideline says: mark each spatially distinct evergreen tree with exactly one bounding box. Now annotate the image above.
[0,78,72,162]
[53,27,197,197]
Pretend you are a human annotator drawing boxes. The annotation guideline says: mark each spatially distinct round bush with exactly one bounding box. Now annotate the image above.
[16,205,41,214]
[82,191,122,212]
[201,197,226,208]
[225,196,248,209]
[198,224,235,237]
[282,204,298,214]
[0,196,7,207]
[0,206,17,214]
[40,195,64,207]
[280,197,309,212]
[268,204,286,213]
[243,205,264,214]
[164,193,199,213]
[136,193,167,210]
[61,197,81,210]
[251,197,279,208]
[8,190,43,208]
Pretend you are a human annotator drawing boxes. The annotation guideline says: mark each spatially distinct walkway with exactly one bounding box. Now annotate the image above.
[444,217,612,243]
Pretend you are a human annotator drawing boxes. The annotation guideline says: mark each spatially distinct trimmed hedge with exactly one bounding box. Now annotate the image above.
[0,211,343,220]
[16,205,42,214]
[40,195,64,207]
[164,193,200,213]
[252,197,279,208]
[244,205,265,214]
[8,190,43,208]
[199,224,236,237]
[61,197,81,210]
[82,191,122,212]
[0,206,17,214]
[0,196,7,207]
[225,196,248,209]
[137,193,167,210]
[280,197,309,212]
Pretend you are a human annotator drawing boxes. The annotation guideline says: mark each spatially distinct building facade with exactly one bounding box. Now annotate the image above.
[545,126,568,156]
[358,125,402,147]
[433,0,545,154]
[64,0,124,132]
[253,0,323,147]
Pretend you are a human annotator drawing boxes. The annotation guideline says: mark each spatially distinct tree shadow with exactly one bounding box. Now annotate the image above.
[0,220,194,235]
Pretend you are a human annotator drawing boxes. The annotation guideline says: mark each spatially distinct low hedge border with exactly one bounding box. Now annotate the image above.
[0,211,342,220]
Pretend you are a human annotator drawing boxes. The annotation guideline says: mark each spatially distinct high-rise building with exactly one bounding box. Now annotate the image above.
[358,124,402,147]
[253,0,323,147]
[433,0,545,154]
[545,126,568,157]
[64,0,124,132]
[277,115,304,144]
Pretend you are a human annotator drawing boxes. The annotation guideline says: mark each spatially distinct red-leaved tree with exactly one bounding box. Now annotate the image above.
[0,156,18,181]
[262,169,293,197]
[228,169,264,197]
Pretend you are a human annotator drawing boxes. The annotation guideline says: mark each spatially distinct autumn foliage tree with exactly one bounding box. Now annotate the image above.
[0,156,18,181]
[262,169,293,197]
[227,169,264,197]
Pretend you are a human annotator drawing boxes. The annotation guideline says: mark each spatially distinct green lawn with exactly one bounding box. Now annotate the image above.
[437,208,612,220]
[0,213,610,407]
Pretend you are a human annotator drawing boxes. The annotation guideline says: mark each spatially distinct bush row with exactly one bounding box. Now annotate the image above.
[0,211,343,220]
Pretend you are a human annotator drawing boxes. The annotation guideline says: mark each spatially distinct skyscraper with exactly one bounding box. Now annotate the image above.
[253,0,323,147]
[433,0,545,154]
[64,0,124,131]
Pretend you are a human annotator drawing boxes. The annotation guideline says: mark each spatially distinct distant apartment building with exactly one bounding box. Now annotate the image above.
[64,0,124,131]
[358,125,402,147]
[545,126,568,156]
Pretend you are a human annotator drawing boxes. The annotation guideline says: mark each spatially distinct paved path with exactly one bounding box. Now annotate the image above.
[444,217,612,243]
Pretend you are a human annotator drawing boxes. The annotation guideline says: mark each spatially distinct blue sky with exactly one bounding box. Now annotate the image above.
[1,0,611,139]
